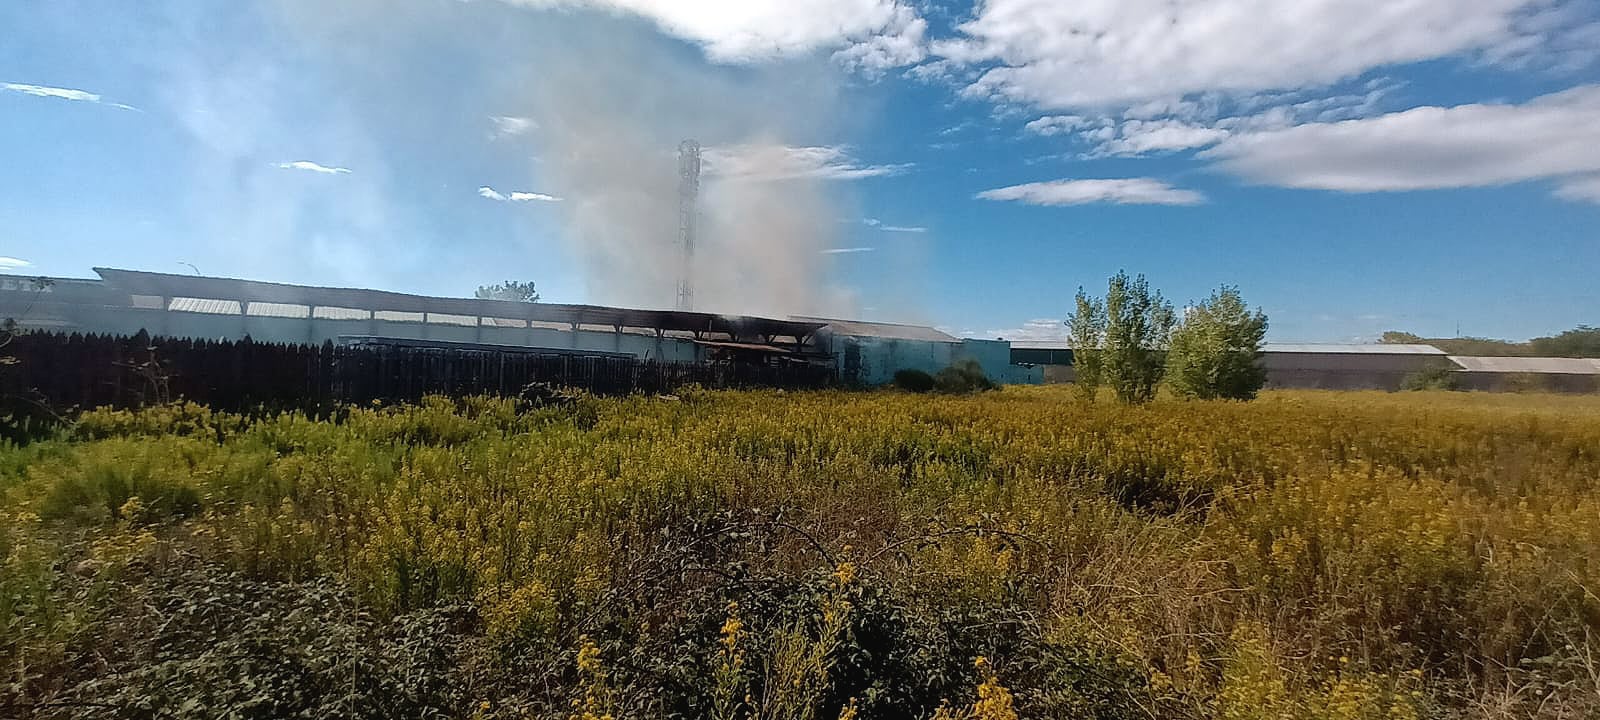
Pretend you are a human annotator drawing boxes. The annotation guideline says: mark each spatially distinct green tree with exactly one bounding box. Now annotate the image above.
[475,280,540,303]
[1065,287,1106,402]
[1165,286,1269,400]
[1530,325,1600,357]
[1101,271,1175,404]
[1379,331,1423,344]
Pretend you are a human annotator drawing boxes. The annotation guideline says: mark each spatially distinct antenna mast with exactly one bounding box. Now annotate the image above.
[676,139,701,311]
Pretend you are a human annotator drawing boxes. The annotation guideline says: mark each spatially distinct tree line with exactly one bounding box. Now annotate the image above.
[1067,271,1268,404]
[1381,326,1600,358]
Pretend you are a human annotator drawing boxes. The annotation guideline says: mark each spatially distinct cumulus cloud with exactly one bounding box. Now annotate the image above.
[1202,85,1600,195]
[489,115,537,137]
[479,185,561,202]
[502,0,926,67]
[977,178,1205,206]
[0,257,33,270]
[1023,115,1092,136]
[1100,120,1230,155]
[933,0,1549,111]
[275,160,351,174]
[703,145,910,181]
[3,82,137,110]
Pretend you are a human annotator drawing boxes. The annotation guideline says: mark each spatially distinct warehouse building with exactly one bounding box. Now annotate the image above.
[1257,343,1449,390]
[799,317,1041,386]
[1447,356,1600,393]
[0,268,1040,386]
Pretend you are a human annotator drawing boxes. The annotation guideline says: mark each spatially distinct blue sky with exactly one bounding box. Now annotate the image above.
[3,0,1598,342]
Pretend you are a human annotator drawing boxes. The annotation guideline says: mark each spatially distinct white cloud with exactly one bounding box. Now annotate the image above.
[1100,120,1230,155]
[933,0,1548,111]
[489,115,537,137]
[0,257,32,270]
[977,178,1205,206]
[861,217,927,232]
[3,82,137,110]
[275,160,351,175]
[821,246,876,254]
[1203,85,1600,195]
[702,145,910,181]
[1554,175,1600,204]
[1023,115,1091,136]
[977,318,1068,342]
[833,8,927,74]
[503,0,925,67]
[480,185,562,202]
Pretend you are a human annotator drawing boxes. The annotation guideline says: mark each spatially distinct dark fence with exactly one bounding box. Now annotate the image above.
[0,331,834,413]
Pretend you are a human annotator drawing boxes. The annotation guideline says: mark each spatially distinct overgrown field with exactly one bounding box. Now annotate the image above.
[4,388,1600,719]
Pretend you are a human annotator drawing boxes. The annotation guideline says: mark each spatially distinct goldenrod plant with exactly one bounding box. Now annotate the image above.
[1,387,1598,718]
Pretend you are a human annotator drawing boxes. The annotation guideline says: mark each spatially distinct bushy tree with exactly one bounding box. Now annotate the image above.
[1531,325,1600,357]
[475,280,540,303]
[1065,288,1106,402]
[1101,271,1175,404]
[1165,286,1269,400]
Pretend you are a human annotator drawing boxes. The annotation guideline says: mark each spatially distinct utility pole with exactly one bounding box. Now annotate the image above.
[676,139,700,312]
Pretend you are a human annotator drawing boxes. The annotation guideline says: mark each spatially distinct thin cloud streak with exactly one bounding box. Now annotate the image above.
[861,217,927,232]
[480,185,562,202]
[977,178,1205,206]
[275,161,352,175]
[3,82,138,110]
[821,247,876,254]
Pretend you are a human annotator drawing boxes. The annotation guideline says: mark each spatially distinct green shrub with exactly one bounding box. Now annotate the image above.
[1401,362,1459,391]
[934,360,997,394]
[892,369,937,393]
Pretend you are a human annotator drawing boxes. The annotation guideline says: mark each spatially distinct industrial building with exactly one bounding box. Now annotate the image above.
[1011,341,1598,392]
[0,268,1035,387]
[1012,341,1454,390]
[1447,356,1600,393]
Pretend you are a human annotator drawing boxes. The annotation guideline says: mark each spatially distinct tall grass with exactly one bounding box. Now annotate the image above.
[2,388,1598,718]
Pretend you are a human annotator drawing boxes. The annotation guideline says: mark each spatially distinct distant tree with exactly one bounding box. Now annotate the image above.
[1065,287,1106,402]
[1101,271,1175,404]
[1380,331,1424,344]
[475,280,540,303]
[1530,325,1600,358]
[1165,286,1269,400]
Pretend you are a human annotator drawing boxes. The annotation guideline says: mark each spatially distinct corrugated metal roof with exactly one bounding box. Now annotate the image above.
[794,316,958,343]
[1263,343,1445,355]
[167,297,241,315]
[312,306,370,320]
[246,302,310,318]
[1449,356,1600,374]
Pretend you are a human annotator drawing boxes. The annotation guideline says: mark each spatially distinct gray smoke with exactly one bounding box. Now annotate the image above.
[514,22,861,318]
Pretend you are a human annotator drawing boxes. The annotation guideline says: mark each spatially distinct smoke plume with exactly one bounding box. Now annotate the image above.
[512,17,863,318]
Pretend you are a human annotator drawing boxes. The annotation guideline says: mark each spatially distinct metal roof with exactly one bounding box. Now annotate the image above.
[1011,344,1075,353]
[1448,356,1600,374]
[794,316,959,343]
[1262,343,1445,355]
[95,268,827,341]
[167,297,242,315]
